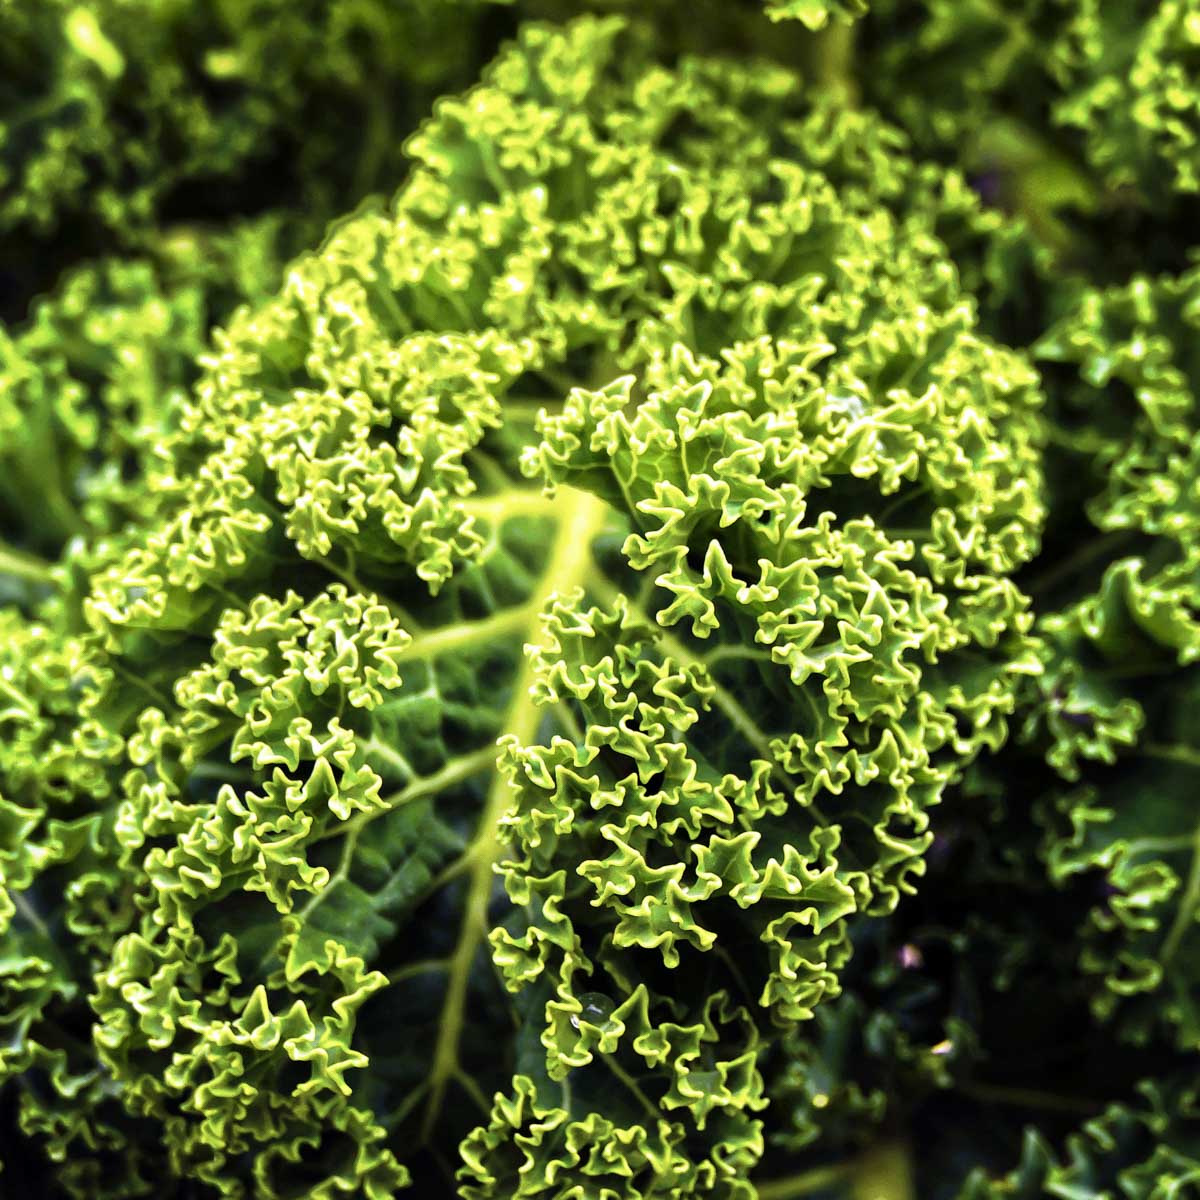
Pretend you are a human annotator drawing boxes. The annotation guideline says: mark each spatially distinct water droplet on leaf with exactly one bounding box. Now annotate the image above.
[570,992,616,1032]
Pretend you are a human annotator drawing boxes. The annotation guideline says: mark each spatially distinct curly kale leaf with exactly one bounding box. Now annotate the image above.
[1035,262,1200,667]
[959,1078,1200,1198]
[0,216,302,565]
[854,0,1200,280]
[970,263,1200,1057]
[3,13,1047,1198]
[0,0,503,244]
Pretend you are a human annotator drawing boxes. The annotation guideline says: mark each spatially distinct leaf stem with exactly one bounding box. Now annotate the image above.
[12,889,52,939]
[955,1080,1101,1115]
[1141,743,1200,771]
[808,20,859,108]
[0,541,55,586]
[0,675,36,717]
[361,733,416,784]
[755,1161,855,1200]
[395,601,539,665]
[389,958,449,986]
[420,487,609,1142]
[294,826,361,923]
[344,745,498,842]
[1160,818,1200,965]
[600,1054,661,1125]
[1023,529,1136,597]
[459,490,558,523]
[110,660,173,711]
[454,1067,493,1119]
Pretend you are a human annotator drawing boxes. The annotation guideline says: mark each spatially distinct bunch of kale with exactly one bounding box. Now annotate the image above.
[1,3,1198,1197]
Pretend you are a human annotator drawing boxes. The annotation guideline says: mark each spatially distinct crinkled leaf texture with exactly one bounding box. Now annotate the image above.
[2,14,1044,1198]
[984,262,1200,1056]
[0,215,300,559]
[959,1079,1200,1199]
[0,0,502,242]
[858,0,1200,239]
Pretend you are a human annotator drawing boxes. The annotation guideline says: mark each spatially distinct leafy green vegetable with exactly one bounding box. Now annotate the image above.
[959,1080,1200,1198]
[0,216,301,561]
[2,12,1047,1195]
[854,0,1199,282]
[0,0,500,240]
[2,3,1199,1199]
